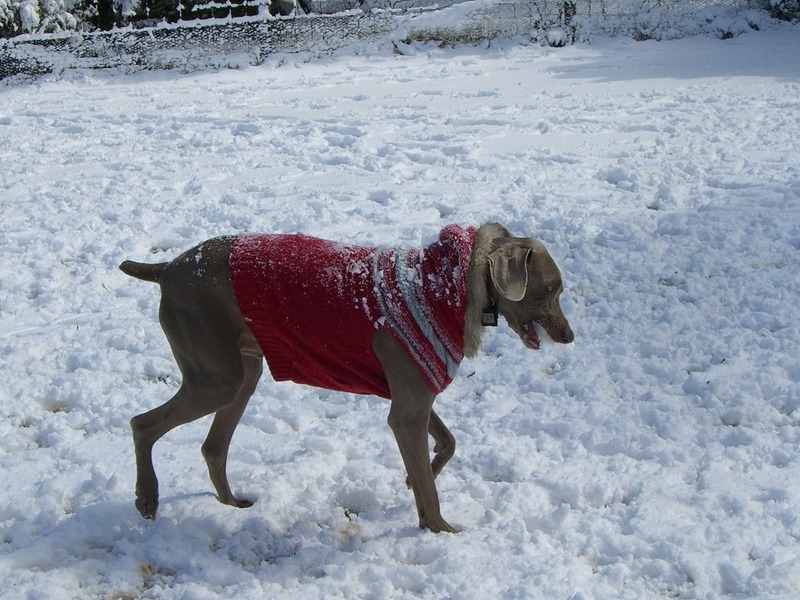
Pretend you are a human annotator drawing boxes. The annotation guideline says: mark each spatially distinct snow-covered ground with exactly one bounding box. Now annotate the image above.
[1,21,799,600]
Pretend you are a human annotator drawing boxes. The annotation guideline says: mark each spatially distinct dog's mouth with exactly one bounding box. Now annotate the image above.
[521,321,542,350]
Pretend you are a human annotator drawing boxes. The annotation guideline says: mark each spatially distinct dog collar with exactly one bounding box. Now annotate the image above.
[481,301,498,327]
[482,271,498,326]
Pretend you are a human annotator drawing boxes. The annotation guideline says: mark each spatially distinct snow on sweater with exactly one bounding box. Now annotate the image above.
[229,225,476,399]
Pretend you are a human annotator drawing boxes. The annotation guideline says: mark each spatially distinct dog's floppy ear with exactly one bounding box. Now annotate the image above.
[487,240,531,302]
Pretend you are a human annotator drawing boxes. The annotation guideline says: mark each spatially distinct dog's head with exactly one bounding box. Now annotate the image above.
[487,237,574,349]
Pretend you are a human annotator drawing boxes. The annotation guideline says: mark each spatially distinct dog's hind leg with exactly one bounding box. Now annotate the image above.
[130,360,247,519]
[130,289,249,520]
[131,385,228,519]
[201,348,263,509]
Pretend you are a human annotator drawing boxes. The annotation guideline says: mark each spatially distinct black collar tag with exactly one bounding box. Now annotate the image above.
[481,305,498,327]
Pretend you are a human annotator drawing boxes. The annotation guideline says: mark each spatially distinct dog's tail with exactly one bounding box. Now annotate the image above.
[119,260,167,283]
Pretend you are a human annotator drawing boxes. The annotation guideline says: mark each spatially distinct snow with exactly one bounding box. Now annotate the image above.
[2,21,800,600]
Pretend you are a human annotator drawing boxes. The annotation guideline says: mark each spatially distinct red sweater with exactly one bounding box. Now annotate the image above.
[229,225,475,399]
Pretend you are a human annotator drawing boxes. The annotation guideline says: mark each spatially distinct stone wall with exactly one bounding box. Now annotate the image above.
[0,0,771,81]
[0,11,396,79]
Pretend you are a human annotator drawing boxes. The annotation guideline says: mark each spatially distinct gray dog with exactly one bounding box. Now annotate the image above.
[120,222,573,533]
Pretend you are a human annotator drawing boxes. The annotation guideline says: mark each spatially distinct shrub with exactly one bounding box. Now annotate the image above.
[767,0,800,21]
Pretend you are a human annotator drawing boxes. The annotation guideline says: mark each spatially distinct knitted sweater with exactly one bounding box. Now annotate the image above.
[229,225,476,399]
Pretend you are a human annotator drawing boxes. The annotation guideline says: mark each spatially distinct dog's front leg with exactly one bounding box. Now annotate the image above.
[373,330,458,533]
[388,401,458,533]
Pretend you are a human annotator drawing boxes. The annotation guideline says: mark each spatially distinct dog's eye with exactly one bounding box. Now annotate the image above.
[547,285,555,292]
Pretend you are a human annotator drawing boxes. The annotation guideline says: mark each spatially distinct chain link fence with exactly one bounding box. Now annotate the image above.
[399,0,768,44]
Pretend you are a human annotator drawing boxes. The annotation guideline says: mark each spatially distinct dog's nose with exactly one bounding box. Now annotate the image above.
[562,328,574,344]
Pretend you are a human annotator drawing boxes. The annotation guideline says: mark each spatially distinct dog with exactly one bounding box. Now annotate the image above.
[120,222,573,533]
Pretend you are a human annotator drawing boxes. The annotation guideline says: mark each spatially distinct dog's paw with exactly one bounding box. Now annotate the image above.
[222,496,254,509]
[135,495,158,520]
[421,515,460,534]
